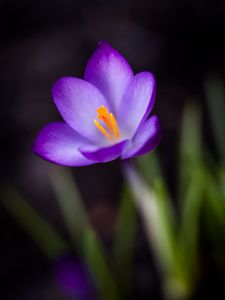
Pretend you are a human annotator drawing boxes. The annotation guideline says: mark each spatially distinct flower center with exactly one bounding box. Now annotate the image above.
[94,105,120,141]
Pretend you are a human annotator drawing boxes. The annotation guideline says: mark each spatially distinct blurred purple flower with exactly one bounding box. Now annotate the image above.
[54,255,95,300]
[33,41,161,166]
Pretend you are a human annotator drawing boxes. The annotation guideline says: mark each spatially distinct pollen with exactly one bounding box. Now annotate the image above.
[94,105,120,141]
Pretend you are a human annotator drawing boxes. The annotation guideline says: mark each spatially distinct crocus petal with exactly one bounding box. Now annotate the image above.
[32,122,95,166]
[121,116,161,159]
[84,41,133,113]
[52,77,108,143]
[79,140,129,163]
[118,72,156,138]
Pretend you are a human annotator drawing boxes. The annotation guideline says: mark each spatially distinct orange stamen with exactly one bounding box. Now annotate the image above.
[109,113,120,139]
[96,106,113,133]
[94,119,113,141]
[94,105,120,141]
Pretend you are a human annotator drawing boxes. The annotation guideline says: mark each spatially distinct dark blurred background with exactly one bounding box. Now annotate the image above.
[1,0,225,299]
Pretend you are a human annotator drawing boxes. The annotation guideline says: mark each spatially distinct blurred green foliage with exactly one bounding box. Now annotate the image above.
[133,76,225,299]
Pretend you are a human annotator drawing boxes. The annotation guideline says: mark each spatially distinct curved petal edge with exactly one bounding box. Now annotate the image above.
[121,116,161,159]
[79,139,129,163]
[32,122,95,166]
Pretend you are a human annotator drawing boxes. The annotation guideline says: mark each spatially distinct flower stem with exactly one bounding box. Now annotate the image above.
[122,161,191,300]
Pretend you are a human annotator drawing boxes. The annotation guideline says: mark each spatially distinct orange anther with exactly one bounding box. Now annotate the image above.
[109,113,120,139]
[94,119,113,141]
[94,106,120,141]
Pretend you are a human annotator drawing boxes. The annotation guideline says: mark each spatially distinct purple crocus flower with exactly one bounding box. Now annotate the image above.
[33,41,161,166]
